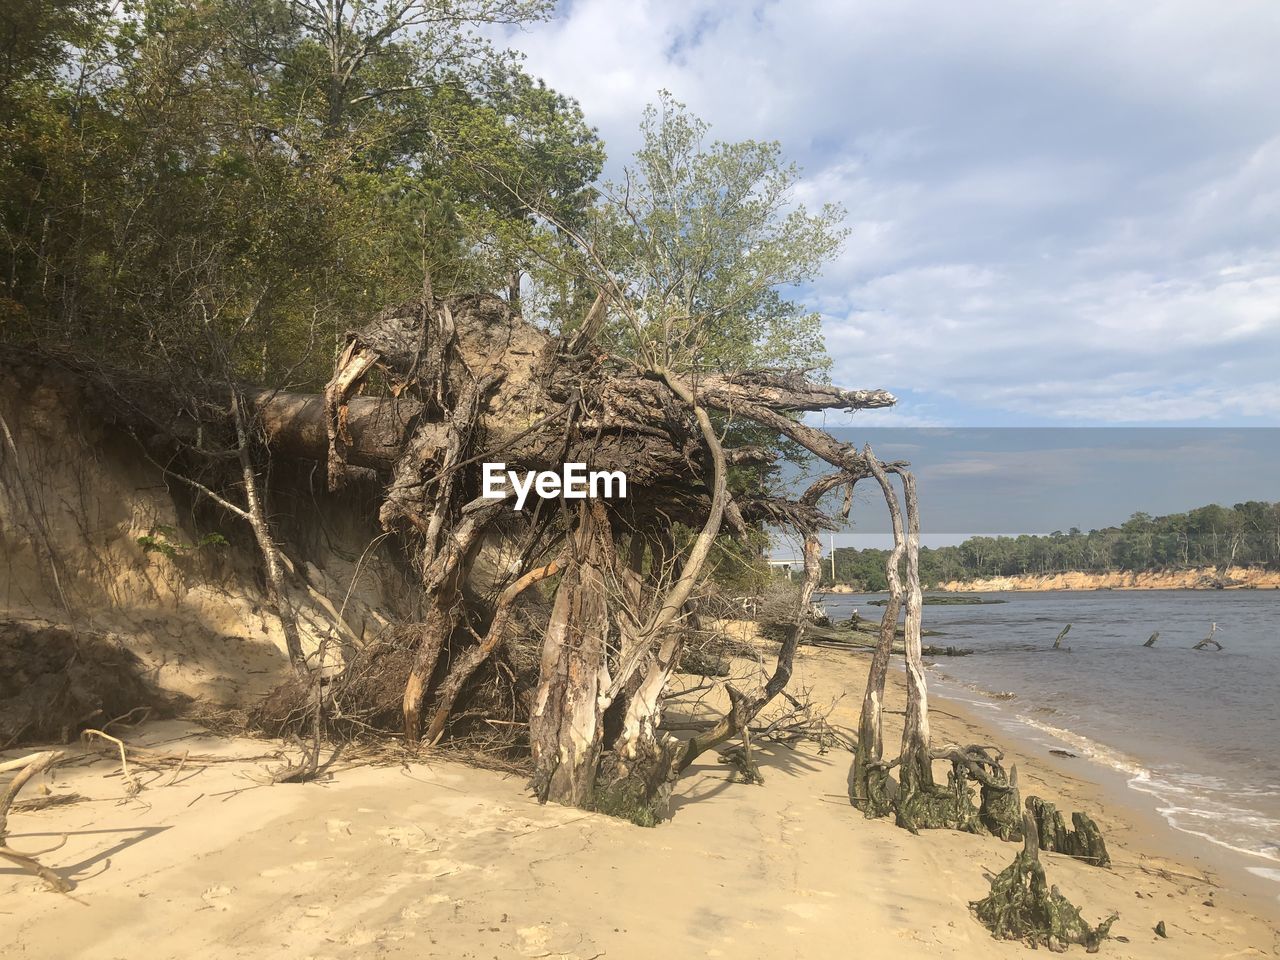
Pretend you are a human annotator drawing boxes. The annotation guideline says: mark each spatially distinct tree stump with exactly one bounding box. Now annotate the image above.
[972,803,1118,951]
[1026,795,1111,867]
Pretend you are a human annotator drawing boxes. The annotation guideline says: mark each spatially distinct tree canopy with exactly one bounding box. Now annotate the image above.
[2,11,839,393]
[0,0,602,386]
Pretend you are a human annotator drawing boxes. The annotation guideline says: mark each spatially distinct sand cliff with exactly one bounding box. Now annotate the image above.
[936,566,1280,592]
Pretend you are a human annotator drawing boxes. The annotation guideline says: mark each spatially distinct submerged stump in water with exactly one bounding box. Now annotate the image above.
[972,805,1118,952]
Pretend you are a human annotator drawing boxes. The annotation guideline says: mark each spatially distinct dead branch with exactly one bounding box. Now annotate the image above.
[0,750,71,892]
[1193,623,1223,650]
[80,729,143,796]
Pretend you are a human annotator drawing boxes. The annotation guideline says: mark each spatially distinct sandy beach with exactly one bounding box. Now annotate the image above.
[4,634,1277,960]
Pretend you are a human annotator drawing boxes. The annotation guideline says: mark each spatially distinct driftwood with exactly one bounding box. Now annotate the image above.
[1143,631,1160,647]
[0,750,72,892]
[1052,624,1072,649]
[1192,623,1223,651]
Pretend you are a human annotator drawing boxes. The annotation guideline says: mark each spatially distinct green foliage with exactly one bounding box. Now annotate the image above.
[136,526,228,559]
[572,91,843,375]
[0,0,600,391]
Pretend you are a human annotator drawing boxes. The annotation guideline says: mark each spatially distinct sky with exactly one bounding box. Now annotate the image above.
[498,1,1280,429]
[795,427,1280,545]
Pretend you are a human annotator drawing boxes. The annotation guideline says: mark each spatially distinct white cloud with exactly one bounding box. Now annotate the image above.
[501,1,1280,424]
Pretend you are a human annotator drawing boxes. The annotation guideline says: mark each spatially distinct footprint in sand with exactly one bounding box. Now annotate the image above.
[421,857,477,878]
[400,893,456,920]
[783,902,825,920]
[498,816,540,834]
[516,924,552,956]
[515,922,591,958]
[201,884,235,911]
[376,825,440,849]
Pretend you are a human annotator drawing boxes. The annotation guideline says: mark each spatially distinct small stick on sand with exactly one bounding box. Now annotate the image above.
[81,729,143,796]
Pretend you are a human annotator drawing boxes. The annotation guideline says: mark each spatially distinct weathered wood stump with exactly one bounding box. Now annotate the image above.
[972,802,1118,951]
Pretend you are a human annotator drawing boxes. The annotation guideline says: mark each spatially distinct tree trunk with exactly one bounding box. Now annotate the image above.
[895,469,933,822]
[850,445,905,815]
[529,502,612,807]
[592,623,687,825]
[421,553,565,745]
[401,503,500,742]
[231,389,308,676]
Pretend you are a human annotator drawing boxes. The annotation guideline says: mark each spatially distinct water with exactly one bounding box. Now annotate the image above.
[818,589,1280,891]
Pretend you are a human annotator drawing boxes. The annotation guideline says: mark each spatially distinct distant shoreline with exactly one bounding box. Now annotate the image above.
[818,565,1280,594]
[933,565,1280,592]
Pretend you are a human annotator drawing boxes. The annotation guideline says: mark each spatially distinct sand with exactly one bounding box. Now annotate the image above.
[3,641,1278,959]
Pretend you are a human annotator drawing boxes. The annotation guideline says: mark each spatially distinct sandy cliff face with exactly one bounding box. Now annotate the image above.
[0,368,414,710]
[936,567,1280,592]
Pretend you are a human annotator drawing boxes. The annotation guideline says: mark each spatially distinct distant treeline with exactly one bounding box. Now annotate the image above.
[829,501,1280,589]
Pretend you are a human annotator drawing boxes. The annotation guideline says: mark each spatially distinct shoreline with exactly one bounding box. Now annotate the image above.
[816,586,1280,913]
[925,669,1280,917]
[724,621,1280,941]
[933,566,1280,592]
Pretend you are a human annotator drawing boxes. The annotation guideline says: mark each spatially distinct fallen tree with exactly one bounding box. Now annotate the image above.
[48,290,899,822]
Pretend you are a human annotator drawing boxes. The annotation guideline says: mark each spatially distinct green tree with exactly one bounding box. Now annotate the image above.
[1,0,601,385]
[572,92,843,374]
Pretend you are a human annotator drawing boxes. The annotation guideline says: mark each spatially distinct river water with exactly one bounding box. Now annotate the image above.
[817,589,1280,897]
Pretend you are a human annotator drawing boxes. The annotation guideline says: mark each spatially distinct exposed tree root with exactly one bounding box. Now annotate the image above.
[980,763,1024,842]
[972,804,1118,951]
[1026,795,1112,867]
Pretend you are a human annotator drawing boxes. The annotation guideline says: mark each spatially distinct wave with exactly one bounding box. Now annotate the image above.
[1012,715,1149,780]
[931,669,1280,871]
[1012,715,1280,871]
